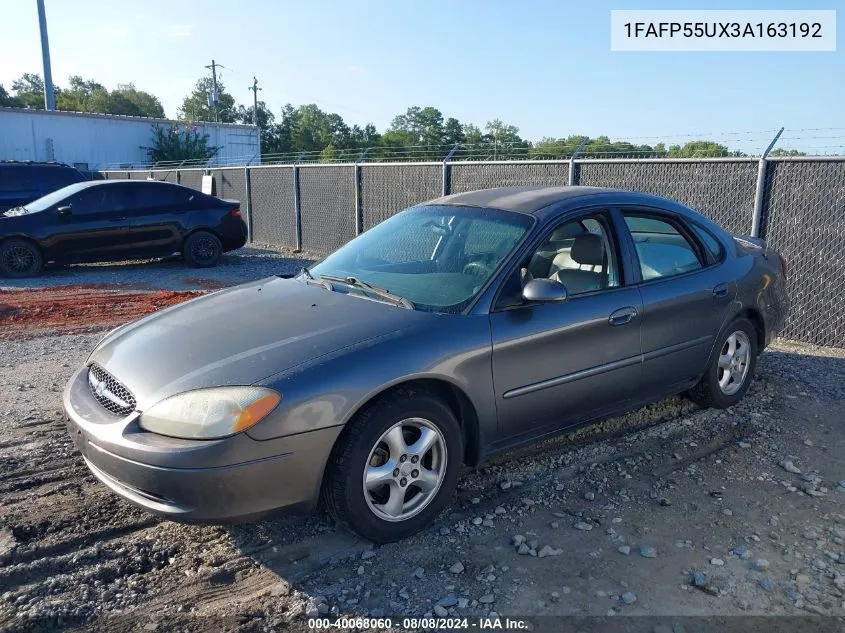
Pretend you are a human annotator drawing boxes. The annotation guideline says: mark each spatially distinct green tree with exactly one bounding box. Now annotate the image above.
[529,135,663,159]
[667,140,729,158]
[769,148,807,157]
[0,84,19,107]
[389,106,446,146]
[56,75,106,111]
[237,101,278,158]
[179,77,237,123]
[348,123,381,149]
[7,72,164,117]
[108,84,165,117]
[462,124,484,145]
[443,117,464,146]
[141,123,220,164]
[10,73,46,108]
[319,143,338,162]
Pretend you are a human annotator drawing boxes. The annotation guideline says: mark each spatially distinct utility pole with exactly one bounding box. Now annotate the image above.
[248,77,261,125]
[204,59,223,122]
[36,0,56,110]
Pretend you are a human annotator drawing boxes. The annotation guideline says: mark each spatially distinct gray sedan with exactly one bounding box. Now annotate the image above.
[64,186,789,542]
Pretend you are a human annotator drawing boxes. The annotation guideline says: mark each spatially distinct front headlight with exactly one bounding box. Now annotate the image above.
[139,387,281,439]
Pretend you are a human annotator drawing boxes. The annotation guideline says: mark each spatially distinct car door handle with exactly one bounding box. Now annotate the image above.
[609,306,638,326]
[713,283,729,298]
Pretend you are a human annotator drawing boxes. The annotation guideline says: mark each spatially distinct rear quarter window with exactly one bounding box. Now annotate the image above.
[690,224,724,262]
[37,167,85,190]
[0,166,37,192]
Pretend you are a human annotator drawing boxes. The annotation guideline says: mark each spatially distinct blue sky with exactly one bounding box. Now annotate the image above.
[0,0,841,153]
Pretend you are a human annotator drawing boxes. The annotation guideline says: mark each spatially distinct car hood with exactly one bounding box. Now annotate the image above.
[88,276,433,410]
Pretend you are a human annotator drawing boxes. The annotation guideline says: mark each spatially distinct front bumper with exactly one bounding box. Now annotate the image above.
[64,366,341,522]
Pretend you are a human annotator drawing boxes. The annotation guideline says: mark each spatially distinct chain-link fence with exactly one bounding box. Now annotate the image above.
[759,159,845,347]
[579,159,758,235]
[100,156,845,347]
[298,165,356,254]
[451,162,570,193]
[248,166,297,248]
[360,164,443,230]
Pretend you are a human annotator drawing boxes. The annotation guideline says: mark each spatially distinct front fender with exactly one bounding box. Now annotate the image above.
[246,314,496,444]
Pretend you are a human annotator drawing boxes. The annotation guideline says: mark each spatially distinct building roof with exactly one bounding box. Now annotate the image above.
[0,106,257,129]
[429,186,624,214]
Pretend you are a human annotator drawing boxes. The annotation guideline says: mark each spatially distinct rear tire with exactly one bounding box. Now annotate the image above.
[324,388,463,543]
[0,239,43,278]
[688,318,757,409]
[183,231,222,268]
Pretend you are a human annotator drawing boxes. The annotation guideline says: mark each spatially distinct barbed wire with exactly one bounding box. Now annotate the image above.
[99,131,845,170]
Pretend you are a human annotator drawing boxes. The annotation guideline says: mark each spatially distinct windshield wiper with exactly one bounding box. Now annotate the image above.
[318,275,414,309]
[300,266,314,279]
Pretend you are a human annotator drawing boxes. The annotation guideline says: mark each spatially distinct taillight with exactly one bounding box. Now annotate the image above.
[230,207,241,218]
[777,253,788,278]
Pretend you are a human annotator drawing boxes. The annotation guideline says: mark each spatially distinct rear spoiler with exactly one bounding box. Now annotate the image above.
[733,234,766,253]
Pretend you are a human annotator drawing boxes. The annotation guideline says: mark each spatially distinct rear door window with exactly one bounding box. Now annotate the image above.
[623,213,703,281]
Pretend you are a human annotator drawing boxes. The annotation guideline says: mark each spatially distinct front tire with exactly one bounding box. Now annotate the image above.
[688,318,757,409]
[0,239,43,278]
[324,388,463,543]
[183,231,222,268]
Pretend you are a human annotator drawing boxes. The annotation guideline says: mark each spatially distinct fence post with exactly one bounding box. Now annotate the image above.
[354,149,370,235]
[442,144,459,196]
[293,159,303,252]
[244,166,253,243]
[568,138,589,186]
[751,127,784,238]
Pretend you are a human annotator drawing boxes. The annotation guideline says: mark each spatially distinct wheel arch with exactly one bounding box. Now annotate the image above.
[736,307,765,350]
[330,377,483,469]
[0,235,45,269]
[182,226,224,248]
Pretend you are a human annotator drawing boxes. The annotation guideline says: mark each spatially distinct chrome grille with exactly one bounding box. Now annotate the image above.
[88,364,136,417]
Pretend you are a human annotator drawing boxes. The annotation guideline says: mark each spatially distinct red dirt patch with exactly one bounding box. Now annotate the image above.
[182,277,230,290]
[0,285,204,338]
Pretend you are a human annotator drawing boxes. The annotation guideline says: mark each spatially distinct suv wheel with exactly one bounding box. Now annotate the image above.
[0,239,44,278]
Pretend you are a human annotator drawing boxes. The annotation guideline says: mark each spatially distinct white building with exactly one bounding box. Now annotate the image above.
[0,107,260,170]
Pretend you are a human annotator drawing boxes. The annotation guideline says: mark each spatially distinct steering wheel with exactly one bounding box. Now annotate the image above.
[462,261,492,278]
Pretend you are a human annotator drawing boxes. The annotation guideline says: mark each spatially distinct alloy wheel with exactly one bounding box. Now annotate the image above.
[717,330,751,395]
[2,245,36,275]
[190,236,218,264]
[362,418,447,522]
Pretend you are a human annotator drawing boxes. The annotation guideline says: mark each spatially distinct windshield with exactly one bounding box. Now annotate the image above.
[308,205,533,313]
[24,182,92,213]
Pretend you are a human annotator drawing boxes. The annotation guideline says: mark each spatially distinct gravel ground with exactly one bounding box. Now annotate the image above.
[1,327,845,632]
[0,245,317,292]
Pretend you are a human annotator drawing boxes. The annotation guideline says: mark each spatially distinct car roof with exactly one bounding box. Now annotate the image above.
[428,186,627,214]
[0,160,77,169]
[64,179,176,190]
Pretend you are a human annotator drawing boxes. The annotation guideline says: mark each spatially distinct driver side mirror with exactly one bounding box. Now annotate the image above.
[56,205,72,218]
[522,278,568,303]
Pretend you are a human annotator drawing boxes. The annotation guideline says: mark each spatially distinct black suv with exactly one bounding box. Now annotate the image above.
[0,161,87,213]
